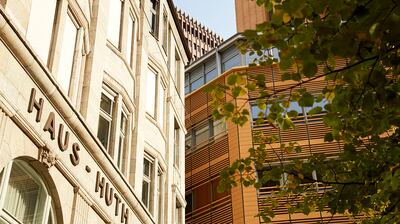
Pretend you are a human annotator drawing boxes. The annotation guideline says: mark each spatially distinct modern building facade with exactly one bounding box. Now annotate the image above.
[184,34,353,223]
[176,10,223,61]
[235,0,271,32]
[0,0,189,223]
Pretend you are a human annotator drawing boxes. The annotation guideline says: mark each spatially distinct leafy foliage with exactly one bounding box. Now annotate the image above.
[208,0,400,223]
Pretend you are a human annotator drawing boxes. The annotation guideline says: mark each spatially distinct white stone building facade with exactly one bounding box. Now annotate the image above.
[0,0,189,223]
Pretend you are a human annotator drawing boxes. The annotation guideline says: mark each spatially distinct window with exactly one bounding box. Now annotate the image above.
[205,60,217,82]
[142,158,152,208]
[186,118,227,150]
[156,170,163,223]
[194,122,209,146]
[126,13,135,67]
[146,68,157,117]
[175,50,181,93]
[162,10,168,52]
[97,86,131,174]
[185,193,193,214]
[142,156,163,218]
[174,120,180,167]
[56,13,79,94]
[116,111,127,172]
[175,200,182,224]
[213,119,226,137]
[107,0,123,48]
[189,66,204,92]
[98,92,114,150]
[150,0,159,36]
[222,47,241,72]
[0,160,57,224]
[26,0,57,64]
[158,85,165,130]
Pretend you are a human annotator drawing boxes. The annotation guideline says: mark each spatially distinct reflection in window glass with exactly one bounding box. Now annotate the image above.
[205,68,217,82]
[146,69,157,117]
[26,0,57,63]
[117,112,127,171]
[100,93,112,114]
[107,0,122,47]
[222,54,241,72]
[195,123,209,145]
[213,119,226,137]
[98,93,113,151]
[190,78,204,92]
[142,158,152,208]
[98,115,111,151]
[57,14,78,94]
[185,133,192,149]
[150,0,159,35]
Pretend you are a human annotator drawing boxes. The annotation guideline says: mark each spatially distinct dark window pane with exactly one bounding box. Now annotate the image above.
[193,183,211,209]
[142,181,150,207]
[143,159,151,177]
[97,116,111,150]
[185,193,193,214]
[100,93,112,114]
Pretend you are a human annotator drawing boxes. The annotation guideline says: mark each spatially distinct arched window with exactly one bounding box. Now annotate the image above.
[0,160,57,224]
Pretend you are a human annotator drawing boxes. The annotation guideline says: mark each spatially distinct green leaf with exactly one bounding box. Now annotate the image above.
[299,92,314,107]
[324,133,333,142]
[307,106,322,115]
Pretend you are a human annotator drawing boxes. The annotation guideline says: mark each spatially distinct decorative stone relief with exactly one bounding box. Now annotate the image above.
[39,147,56,168]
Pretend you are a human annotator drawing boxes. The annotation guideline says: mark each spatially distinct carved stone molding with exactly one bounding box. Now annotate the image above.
[40,148,56,168]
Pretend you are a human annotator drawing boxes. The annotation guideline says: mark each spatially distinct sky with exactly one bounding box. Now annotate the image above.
[173,0,236,40]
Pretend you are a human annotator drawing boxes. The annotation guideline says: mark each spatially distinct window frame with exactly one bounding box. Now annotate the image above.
[107,0,124,49]
[149,0,160,37]
[0,160,57,224]
[97,85,132,175]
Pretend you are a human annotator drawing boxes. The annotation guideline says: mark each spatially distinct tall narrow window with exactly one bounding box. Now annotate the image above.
[57,13,78,94]
[175,50,181,92]
[158,85,165,130]
[150,0,159,36]
[142,158,153,208]
[97,92,114,151]
[26,0,57,63]
[162,10,168,52]
[126,13,135,66]
[107,0,123,48]
[146,68,157,117]
[116,111,127,171]
[174,121,180,167]
[156,171,163,223]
